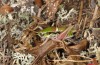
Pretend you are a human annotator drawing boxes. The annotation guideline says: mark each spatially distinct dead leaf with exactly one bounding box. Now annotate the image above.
[0,4,14,15]
[70,39,89,52]
[34,0,43,8]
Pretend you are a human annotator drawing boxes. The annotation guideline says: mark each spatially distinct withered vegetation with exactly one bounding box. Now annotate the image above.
[0,0,100,65]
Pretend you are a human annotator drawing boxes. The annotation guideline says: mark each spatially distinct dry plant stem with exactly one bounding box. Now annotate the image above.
[96,47,100,64]
[31,39,78,65]
[23,26,79,65]
[79,19,83,29]
[0,52,4,56]
[54,49,60,60]
[52,55,93,64]
[46,0,62,19]
[40,37,49,46]
[52,59,92,62]
[57,25,73,40]
[90,5,98,28]
[31,40,58,65]
[78,0,83,23]
[83,15,87,30]
[37,5,46,17]
[0,23,13,65]
[88,0,91,6]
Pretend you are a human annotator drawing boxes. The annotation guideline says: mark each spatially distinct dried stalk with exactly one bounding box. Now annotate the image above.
[90,5,98,28]
[52,55,93,62]
[78,0,84,23]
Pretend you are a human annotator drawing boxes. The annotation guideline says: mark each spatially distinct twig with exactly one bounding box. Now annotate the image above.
[83,15,87,30]
[90,5,98,28]
[78,0,84,23]
[54,50,60,60]
[52,55,93,62]
[52,59,92,62]
[37,5,46,17]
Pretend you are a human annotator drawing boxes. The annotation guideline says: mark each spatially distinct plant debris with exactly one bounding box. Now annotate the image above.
[0,0,100,65]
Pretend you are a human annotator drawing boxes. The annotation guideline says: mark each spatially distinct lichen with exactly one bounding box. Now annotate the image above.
[12,52,34,65]
[57,8,77,22]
